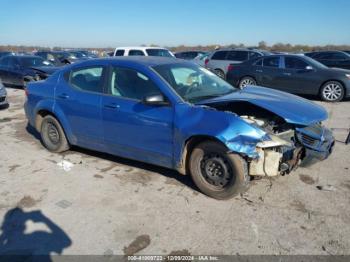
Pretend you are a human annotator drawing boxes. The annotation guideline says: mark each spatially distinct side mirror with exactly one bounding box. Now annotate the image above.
[142,94,169,106]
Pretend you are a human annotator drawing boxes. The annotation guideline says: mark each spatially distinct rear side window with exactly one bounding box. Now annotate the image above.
[315,52,347,60]
[129,50,145,56]
[285,57,309,70]
[226,51,248,62]
[69,67,104,93]
[249,52,262,60]
[211,51,228,60]
[115,50,125,56]
[263,57,280,68]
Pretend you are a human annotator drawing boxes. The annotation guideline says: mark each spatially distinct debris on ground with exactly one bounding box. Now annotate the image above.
[57,160,74,172]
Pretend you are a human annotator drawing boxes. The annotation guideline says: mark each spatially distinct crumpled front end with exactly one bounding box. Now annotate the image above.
[248,123,334,177]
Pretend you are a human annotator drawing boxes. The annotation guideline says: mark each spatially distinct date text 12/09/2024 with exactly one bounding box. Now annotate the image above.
[127,255,219,261]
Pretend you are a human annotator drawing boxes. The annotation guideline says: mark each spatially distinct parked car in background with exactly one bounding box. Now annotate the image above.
[342,50,350,55]
[0,51,15,59]
[0,79,7,108]
[0,55,59,87]
[226,54,350,102]
[71,50,98,59]
[35,51,80,66]
[206,48,271,79]
[193,52,211,67]
[113,47,174,57]
[174,51,207,60]
[304,51,350,70]
[25,57,334,199]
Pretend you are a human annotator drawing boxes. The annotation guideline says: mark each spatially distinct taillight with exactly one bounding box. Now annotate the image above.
[204,58,209,66]
[227,64,234,72]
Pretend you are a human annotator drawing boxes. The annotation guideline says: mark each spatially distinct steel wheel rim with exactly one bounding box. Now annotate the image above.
[323,83,342,101]
[240,78,255,88]
[47,122,60,144]
[200,153,232,189]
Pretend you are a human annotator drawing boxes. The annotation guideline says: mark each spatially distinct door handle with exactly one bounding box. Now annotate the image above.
[283,72,291,76]
[104,103,120,109]
[256,69,263,73]
[58,93,69,99]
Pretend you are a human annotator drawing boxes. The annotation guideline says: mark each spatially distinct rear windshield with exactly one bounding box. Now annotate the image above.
[146,49,173,57]
[20,57,52,67]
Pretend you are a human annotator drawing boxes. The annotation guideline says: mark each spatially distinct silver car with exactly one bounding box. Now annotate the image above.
[0,79,8,107]
[206,48,271,79]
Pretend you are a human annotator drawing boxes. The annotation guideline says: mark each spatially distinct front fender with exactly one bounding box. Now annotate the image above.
[174,103,268,166]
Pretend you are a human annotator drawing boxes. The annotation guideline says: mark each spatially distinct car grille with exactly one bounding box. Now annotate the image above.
[300,133,318,147]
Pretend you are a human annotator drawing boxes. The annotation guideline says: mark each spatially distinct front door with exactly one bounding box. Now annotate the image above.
[102,66,174,168]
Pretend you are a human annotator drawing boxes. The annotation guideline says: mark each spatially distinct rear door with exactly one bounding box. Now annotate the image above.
[55,65,106,150]
[259,56,283,90]
[207,50,228,72]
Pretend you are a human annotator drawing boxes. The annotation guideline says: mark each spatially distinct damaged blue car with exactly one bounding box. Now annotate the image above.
[24,57,335,199]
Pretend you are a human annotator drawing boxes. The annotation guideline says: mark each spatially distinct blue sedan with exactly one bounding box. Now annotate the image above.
[24,57,334,199]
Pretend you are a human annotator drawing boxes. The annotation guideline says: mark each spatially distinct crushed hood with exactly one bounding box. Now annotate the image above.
[197,86,328,126]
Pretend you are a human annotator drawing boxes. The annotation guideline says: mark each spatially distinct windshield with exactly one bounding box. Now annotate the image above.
[20,57,52,67]
[146,49,173,57]
[153,63,237,103]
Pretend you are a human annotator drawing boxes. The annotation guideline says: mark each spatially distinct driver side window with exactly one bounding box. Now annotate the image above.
[108,67,162,100]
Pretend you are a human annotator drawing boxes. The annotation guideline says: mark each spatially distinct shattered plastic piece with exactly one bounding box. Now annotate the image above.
[57,160,74,172]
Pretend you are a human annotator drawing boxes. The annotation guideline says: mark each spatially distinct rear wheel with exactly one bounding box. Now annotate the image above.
[40,115,70,153]
[320,81,344,102]
[214,69,225,79]
[239,76,257,88]
[189,141,249,200]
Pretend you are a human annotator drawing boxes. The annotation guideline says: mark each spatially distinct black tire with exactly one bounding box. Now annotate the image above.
[320,81,345,102]
[40,115,70,153]
[214,69,225,79]
[189,141,249,200]
[239,76,257,88]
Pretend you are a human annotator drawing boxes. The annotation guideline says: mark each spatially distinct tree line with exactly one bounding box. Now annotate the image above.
[1,42,350,53]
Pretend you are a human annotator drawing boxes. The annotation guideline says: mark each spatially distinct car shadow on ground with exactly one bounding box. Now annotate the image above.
[25,123,199,194]
[0,208,71,261]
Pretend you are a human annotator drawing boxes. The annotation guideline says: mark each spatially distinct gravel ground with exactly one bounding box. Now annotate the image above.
[0,88,349,256]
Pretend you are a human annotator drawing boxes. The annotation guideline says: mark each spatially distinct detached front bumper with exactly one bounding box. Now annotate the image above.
[296,125,335,167]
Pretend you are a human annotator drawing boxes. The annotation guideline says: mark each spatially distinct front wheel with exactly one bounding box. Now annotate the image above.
[189,141,249,200]
[40,115,70,153]
[239,76,257,88]
[320,81,344,102]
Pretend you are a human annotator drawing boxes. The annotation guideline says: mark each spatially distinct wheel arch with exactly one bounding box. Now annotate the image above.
[319,79,346,96]
[34,107,75,145]
[240,75,257,84]
[177,135,229,175]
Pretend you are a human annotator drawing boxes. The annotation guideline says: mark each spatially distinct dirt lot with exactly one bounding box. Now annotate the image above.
[0,88,349,256]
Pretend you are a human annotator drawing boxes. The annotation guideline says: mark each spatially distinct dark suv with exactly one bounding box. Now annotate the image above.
[304,51,350,70]
[206,48,271,79]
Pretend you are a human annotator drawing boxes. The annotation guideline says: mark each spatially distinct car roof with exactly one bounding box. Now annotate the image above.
[115,46,168,50]
[71,56,183,68]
